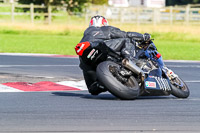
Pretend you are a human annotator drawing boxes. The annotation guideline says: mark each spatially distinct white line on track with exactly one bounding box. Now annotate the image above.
[185,81,200,83]
[56,80,87,90]
[0,84,23,92]
[167,65,200,68]
[164,60,200,63]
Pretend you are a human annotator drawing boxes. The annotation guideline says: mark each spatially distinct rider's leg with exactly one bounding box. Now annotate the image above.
[121,38,136,60]
[79,52,107,96]
[155,53,178,79]
[145,50,177,79]
[83,70,107,95]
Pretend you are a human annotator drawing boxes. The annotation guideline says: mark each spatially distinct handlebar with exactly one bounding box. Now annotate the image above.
[135,39,155,50]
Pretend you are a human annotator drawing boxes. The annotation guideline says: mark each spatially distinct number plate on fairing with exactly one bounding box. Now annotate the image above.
[144,76,171,91]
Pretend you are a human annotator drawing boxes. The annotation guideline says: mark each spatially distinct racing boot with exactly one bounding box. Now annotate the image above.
[163,66,178,80]
[88,82,107,95]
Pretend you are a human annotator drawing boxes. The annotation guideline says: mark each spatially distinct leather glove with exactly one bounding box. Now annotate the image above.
[143,33,151,42]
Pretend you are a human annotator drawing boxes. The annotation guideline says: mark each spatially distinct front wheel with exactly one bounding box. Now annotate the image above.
[96,61,140,100]
[170,77,190,98]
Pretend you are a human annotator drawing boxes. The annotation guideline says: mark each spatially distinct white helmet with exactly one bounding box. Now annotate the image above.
[89,15,108,27]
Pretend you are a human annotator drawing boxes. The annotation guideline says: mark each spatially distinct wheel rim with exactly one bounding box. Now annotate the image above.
[108,65,136,88]
[172,77,188,91]
[125,77,137,88]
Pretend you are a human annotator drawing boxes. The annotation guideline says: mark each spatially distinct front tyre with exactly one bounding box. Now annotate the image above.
[170,77,190,98]
[96,61,140,100]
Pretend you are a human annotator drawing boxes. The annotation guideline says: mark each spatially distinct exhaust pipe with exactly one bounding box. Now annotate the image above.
[122,58,145,80]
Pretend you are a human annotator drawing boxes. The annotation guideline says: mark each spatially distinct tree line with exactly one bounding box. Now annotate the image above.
[166,0,200,6]
[17,0,107,13]
[16,0,200,14]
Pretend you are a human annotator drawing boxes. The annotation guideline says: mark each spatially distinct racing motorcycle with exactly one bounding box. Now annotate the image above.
[76,40,190,100]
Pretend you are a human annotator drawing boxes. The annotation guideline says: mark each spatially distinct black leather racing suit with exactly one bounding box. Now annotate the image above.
[79,26,145,95]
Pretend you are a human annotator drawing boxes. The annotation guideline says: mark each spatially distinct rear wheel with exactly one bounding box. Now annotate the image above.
[96,61,140,100]
[170,77,190,98]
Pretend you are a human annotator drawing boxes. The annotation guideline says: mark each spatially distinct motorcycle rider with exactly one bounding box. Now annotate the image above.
[76,15,151,95]
[75,15,176,95]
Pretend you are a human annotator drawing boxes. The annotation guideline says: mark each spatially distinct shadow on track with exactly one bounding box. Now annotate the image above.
[52,91,175,100]
[52,91,117,100]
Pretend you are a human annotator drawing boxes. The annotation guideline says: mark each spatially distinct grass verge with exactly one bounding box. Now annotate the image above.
[0,23,200,60]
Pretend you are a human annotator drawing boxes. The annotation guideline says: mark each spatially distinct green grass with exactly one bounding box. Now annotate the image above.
[0,3,199,60]
[0,34,82,55]
[152,32,200,60]
[0,27,200,60]
[155,40,200,60]
[0,5,11,12]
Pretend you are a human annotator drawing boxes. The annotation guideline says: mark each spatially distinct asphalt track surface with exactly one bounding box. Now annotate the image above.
[0,55,200,133]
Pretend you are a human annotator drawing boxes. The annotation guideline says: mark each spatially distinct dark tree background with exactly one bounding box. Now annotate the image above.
[166,0,200,6]
[17,0,200,13]
[18,0,89,13]
[91,0,107,5]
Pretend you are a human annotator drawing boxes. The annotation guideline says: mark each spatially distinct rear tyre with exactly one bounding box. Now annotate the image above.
[96,61,140,100]
[170,77,190,98]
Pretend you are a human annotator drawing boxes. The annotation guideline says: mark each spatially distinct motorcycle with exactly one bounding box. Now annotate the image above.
[76,40,190,100]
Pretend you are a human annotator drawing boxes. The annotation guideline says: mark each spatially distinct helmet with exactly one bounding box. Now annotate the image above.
[89,15,108,27]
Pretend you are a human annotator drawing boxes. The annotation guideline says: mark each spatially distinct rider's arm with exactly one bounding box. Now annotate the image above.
[109,26,150,41]
[126,32,151,42]
[109,26,127,38]
[126,32,144,41]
